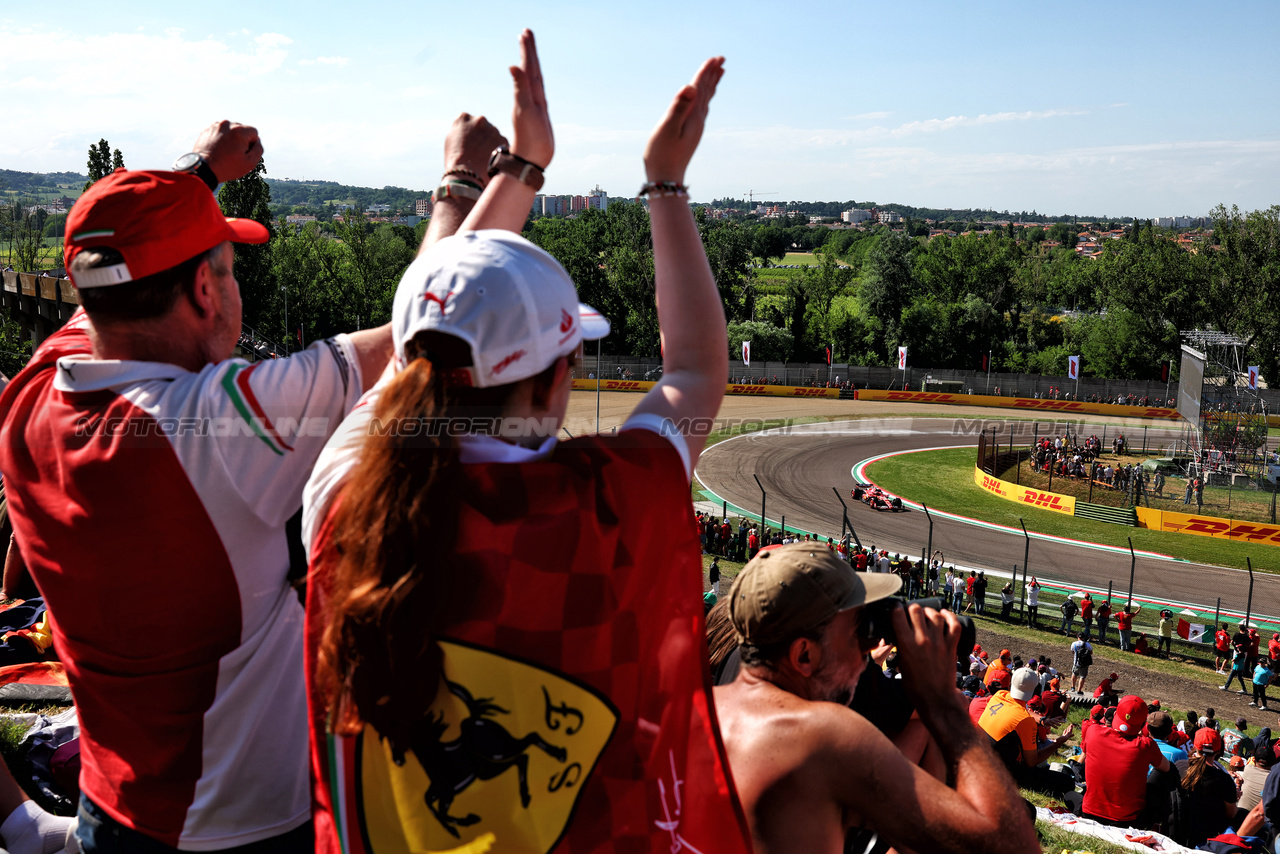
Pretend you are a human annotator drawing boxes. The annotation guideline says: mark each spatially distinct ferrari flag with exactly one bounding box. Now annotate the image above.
[1177,619,1206,643]
[897,346,907,370]
[742,340,751,366]
[1068,356,1080,380]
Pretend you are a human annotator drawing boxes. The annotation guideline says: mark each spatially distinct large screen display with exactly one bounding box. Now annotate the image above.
[1178,344,1206,426]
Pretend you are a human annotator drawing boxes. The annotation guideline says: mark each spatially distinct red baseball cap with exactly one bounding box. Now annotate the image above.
[65,169,268,289]
[1113,695,1148,736]
[1194,727,1225,756]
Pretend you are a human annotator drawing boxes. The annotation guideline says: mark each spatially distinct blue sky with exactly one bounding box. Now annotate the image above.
[3,1,1277,217]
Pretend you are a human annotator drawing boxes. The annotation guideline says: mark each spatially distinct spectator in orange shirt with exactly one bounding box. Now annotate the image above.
[983,649,1011,686]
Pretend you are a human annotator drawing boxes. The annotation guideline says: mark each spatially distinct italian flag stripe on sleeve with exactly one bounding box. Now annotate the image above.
[221,364,286,456]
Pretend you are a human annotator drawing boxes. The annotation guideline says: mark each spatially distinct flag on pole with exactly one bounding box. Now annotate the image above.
[898,346,907,370]
[1249,366,1260,389]
[1068,356,1080,380]
[825,346,831,365]
[1177,619,1206,643]
[742,341,751,366]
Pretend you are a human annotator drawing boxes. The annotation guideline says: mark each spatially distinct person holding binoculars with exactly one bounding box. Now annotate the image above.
[715,543,1036,854]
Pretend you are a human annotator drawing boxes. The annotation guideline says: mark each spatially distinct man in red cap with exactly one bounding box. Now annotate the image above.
[0,117,478,851]
[1081,695,1173,826]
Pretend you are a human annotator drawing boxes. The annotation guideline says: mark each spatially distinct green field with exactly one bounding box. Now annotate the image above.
[865,447,1279,571]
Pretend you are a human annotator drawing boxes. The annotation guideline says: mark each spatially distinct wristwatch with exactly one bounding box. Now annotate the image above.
[172,153,219,191]
[487,146,545,192]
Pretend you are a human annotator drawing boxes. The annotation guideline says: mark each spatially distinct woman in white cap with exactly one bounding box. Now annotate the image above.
[301,31,746,854]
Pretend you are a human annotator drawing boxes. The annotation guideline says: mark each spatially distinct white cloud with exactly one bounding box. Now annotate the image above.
[298,56,349,66]
[887,109,1087,137]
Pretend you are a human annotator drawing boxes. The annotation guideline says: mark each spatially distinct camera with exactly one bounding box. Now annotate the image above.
[865,596,976,663]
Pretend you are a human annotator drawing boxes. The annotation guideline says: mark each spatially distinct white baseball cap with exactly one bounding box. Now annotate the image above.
[392,229,610,387]
[1010,667,1041,701]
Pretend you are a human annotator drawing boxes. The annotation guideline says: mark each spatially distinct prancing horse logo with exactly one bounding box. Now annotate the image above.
[401,680,567,838]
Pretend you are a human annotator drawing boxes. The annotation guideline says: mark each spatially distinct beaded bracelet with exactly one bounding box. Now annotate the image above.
[638,181,688,198]
[442,167,484,186]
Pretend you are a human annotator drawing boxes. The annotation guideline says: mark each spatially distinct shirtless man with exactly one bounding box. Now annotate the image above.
[715,543,1038,854]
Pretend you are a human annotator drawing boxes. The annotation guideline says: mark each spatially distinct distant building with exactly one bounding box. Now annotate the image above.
[842,208,872,224]
[588,185,608,211]
[877,210,903,224]
[285,214,317,226]
[366,203,391,214]
[415,198,433,217]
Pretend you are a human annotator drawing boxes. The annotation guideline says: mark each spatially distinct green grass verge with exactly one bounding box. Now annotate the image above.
[865,447,1276,571]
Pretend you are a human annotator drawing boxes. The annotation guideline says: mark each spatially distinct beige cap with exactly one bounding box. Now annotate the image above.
[728,543,901,646]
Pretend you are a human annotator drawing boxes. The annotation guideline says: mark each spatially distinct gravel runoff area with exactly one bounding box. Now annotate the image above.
[563,390,1171,436]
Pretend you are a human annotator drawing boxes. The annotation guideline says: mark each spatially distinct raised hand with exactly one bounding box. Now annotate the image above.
[509,29,553,169]
[443,113,508,184]
[643,57,725,185]
[191,120,263,184]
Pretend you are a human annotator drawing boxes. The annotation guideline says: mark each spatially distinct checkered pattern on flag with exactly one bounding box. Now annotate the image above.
[1177,619,1206,643]
[306,429,750,854]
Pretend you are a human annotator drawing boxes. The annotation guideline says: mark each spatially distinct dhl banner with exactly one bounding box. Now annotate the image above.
[1136,507,1280,547]
[973,466,1076,515]
[857,390,1181,420]
[571,379,840,398]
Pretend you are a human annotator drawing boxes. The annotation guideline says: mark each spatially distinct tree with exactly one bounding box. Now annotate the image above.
[858,233,916,359]
[218,161,276,334]
[700,217,756,324]
[84,139,124,191]
[726,320,792,363]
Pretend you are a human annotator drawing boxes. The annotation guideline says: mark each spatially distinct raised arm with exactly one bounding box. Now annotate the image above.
[191,120,264,184]
[419,113,508,255]
[627,58,728,467]
[460,29,553,235]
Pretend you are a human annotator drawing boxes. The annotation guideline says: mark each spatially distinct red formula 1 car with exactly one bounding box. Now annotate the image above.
[853,485,904,512]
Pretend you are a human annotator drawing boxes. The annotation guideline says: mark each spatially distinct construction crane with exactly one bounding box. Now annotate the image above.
[742,188,778,203]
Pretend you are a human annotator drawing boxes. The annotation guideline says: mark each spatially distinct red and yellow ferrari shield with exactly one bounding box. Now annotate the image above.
[355,639,618,854]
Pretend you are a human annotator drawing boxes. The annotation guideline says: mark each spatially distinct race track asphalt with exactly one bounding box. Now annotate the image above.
[694,415,1280,623]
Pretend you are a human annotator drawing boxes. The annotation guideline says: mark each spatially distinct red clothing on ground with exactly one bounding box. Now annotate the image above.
[1081,727,1165,822]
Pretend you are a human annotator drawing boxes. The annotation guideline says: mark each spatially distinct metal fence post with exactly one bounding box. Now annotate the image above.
[832,488,861,550]
[753,473,766,530]
[1019,519,1030,623]
[922,503,933,562]
[1126,538,1136,610]
[1246,558,1255,629]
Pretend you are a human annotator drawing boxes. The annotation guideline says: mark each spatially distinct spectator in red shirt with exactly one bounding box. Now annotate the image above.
[1133,633,1149,656]
[1216,624,1232,673]
[1269,633,1280,662]
[1080,594,1094,641]
[1081,695,1172,826]
[1116,606,1135,651]
[747,528,760,560]
[1095,672,1121,705]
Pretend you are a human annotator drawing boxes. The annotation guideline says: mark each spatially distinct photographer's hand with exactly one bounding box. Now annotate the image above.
[889,603,963,712]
